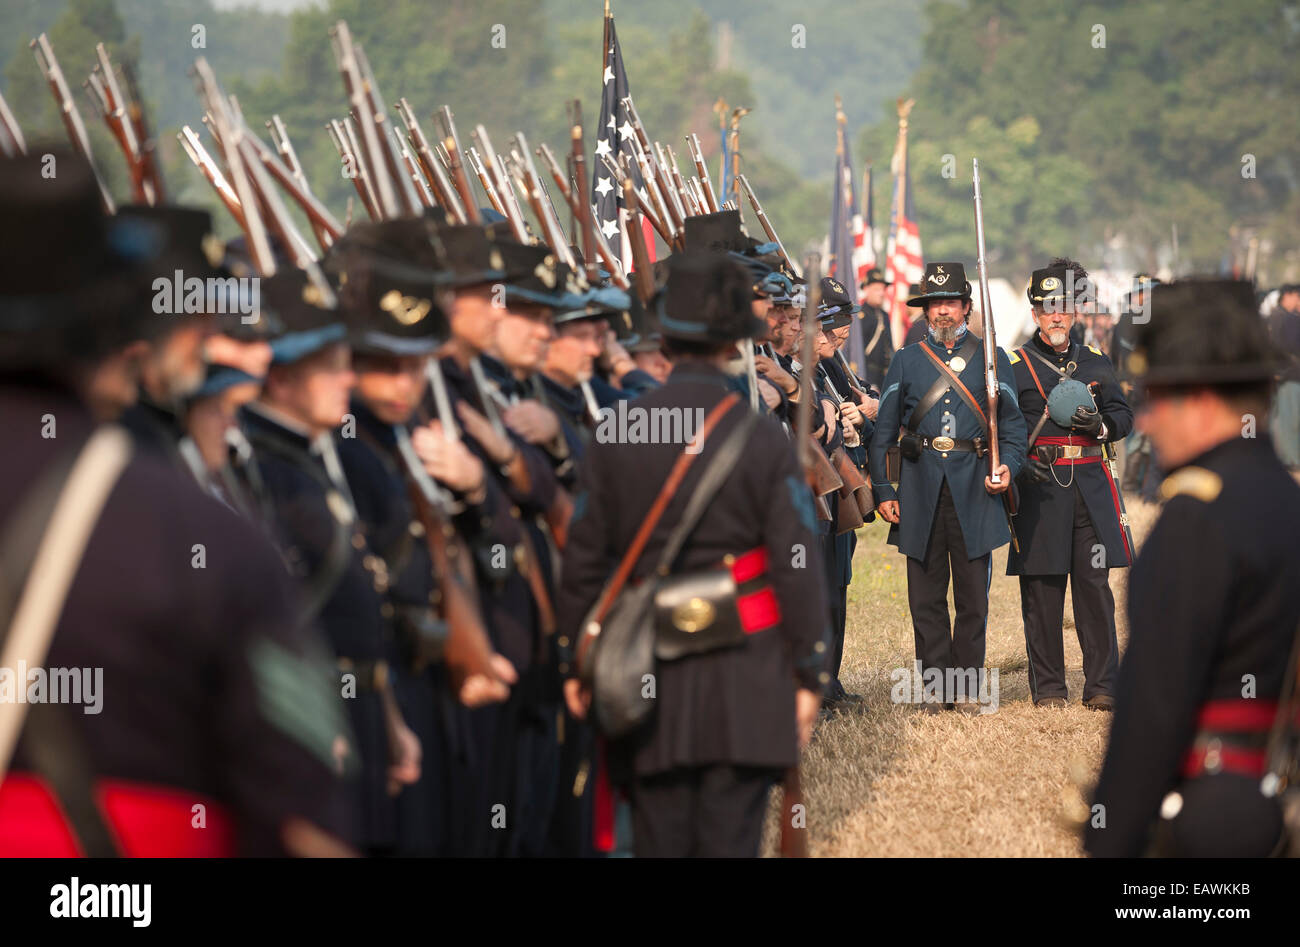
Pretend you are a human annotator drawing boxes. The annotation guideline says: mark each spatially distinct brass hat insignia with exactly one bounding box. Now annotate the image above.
[1041,276,1061,291]
[380,288,431,326]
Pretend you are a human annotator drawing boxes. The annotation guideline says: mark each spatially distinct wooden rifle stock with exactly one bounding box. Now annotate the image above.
[0,88,27,157]
[570,101,599,284]
[687,133,719,213]
[397,98,465,222]
[119,61,163,204]
[178,125,245,228]
[438,106,481,224]
[31,33,114,213]
[621,176,656,306]
[738,174,799,278]
[780,767,808,857]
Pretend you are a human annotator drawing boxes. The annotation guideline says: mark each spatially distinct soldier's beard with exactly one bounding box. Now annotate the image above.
[929,323,961,347]
[1043,327,1070,348]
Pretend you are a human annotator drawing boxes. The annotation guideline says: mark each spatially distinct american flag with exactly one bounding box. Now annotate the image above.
[884,143,923,349]
[593,12,654,271]
[852,165,877,297]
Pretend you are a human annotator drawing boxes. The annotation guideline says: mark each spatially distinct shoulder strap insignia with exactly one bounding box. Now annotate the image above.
[1159,466,1223,504]
[1087,344,1103,356]
[1008,350,1021,364]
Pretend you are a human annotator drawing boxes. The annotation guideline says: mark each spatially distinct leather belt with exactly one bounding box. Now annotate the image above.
[907,431,986,455]
[1179,699,1296,779]
[1034,435,1104,464]
[337,657,389,691]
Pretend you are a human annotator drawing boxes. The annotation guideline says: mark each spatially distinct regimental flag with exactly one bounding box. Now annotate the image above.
[593,11,654,271]
[852,165,877,297]
[828,112,864,370]
[884,140,924,349]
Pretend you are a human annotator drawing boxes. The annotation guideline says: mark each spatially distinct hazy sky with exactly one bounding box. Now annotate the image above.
[211,0,317,10]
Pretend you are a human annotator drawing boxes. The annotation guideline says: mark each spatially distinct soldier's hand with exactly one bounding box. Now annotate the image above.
[385,717,422,797]
[1019,456,1052,485]
[840,399,863,428]
[1070,405,1103,437]
[985,463,1012,494]
[796,688,820,749]
[754,354,797,395]
[458,654,518,707]
[820,399,838,444]
[564,677,592,721]
[412,422,486,498]
[878,500,900,524]
[861,395,879,421]
[456,401,517,466]
[757,376,782,412]
[502,400,560,445]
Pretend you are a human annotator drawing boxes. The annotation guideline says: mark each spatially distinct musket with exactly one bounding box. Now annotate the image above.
[437,106,482,224]
[601,152,667,252]
[570,100,599,283]
[473,124,529,241]
[393,424,509,700]
[513,133,576,270]
[0,88,27,157]
[392,126,434,208]
[397,98,466,222]
[192,57,273,276]
[687,133,719,213]
[178,124,245,228]
[120,60,165,204]
[536,140,628,287]
[330,21,398,218]
[620,174,656,306]
[666,144,698,217]
[971,158,1018,553]
[796,255,838,521]
[269,114,335,249]
[31,33,114,213]
[738,173,799,278]
[327,118,379,221]
[88,44,147,203]
[655,141,688,232]
[466,146,505,216]
[353,43,421,217]
[244,120,343,249]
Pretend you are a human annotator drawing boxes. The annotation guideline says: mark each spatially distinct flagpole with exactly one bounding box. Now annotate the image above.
[889,97,914,348]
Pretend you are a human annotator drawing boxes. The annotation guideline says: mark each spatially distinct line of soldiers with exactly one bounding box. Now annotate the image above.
[3,145,1297,859]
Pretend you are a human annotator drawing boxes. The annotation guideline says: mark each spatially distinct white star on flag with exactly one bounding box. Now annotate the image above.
[594,176,614,197]
[603,65,615,85]
[600,218,619,239]
[594,139,613,159]
[618,122,634,142]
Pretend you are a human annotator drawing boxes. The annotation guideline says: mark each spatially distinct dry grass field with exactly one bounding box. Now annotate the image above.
[764,498,1164,857]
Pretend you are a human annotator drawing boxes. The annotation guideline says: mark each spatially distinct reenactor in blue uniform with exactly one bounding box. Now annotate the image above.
[417,222,564,855]
[1008,261,1133,710]
[855,267,896,391]
[557,251,830,857]
[868,262,1026,712]
[0,151,349,857]
[1086,279,1300,857]
[813,277,873,707]
[237,269,421,854]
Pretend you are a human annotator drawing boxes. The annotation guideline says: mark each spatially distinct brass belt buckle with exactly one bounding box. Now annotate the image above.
[931,435,955,452]
[1063,445,1083,459]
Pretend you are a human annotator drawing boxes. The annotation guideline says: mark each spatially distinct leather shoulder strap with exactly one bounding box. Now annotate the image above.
[0,427,133,780]
[1018,346,1049,400]
[918,339,989,435]
[590,394,739,624]
[908,335,980,430]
